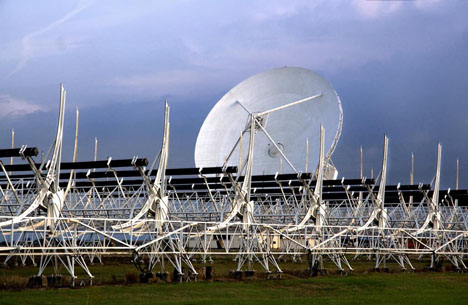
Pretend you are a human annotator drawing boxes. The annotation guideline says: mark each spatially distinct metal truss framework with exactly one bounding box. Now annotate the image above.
[1,86,468,284]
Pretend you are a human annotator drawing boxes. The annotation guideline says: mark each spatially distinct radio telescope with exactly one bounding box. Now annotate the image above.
[194,66,343,177]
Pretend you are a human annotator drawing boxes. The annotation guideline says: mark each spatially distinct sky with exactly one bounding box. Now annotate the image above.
[0,0,467,187]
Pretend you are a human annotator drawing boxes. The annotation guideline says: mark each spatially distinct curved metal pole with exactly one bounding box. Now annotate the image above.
[113,102,170,231]
[286,125,325,232]
[64,108,79,198]
[0,84,66,227]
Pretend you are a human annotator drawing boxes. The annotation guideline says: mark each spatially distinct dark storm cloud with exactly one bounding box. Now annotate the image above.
[0,0,467,188]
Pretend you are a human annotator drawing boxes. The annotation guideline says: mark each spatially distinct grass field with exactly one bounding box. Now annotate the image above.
[1,259,468,304]
[1,272,468,305]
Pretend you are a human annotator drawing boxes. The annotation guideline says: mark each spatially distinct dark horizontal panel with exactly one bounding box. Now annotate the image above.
[73,179,144,188]
[168,176,231,185]
[85,166,238,179]
[1,175,459,200]
[346,186,371,192]
[325,178,375,186]
[167,174,313,185]
[167,182,362,192]
[250,173,311,182]
[0,163,31,172]
[61,158,148,170]
[247,174,374,185]
[393,184,431,191]
[442,189,468,196]
[1,171,90,181]
[1,167,236,181]
[2,158,148,172]
[0,147,38,158]
[88,170,140,179]
[0,173,37,180]
[381,184,430,191]
[166,166,237,175]
[165,177,375,188]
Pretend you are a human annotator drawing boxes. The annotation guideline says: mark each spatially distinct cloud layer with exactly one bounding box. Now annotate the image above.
[0,0,467,187]
[0,95,44,118]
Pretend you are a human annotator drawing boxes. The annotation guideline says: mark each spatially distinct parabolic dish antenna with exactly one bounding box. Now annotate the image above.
[194,66,343,176]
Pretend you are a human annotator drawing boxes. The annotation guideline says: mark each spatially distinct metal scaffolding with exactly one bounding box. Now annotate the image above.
[1,86,468,285]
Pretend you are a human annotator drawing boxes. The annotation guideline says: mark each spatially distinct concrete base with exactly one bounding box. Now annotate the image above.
[155,271,169,282]
[266,271,282,280]
[46,275,62,287]
[27,275,43,288]
[229,270,256,280]
[139,272,154,283]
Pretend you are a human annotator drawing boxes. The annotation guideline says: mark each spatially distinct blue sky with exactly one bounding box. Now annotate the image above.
[1,0,467,187]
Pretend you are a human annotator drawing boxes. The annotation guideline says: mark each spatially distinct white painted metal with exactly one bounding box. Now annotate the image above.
[2,77,468,285]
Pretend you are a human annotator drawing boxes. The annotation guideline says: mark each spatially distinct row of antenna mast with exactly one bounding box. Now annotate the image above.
[1,84,468,286]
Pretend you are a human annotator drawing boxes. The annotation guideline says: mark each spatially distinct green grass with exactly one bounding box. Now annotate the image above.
[1,258,468,304]
[1,272,468,305]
